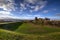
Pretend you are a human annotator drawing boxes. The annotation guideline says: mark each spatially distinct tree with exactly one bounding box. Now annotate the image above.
[45,18,50,20]
[35,17,38,21]
[35,17,38,24]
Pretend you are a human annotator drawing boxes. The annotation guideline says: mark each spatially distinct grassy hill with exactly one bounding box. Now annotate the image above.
[0,29,60,40]
[0,22,60,40]
[16,23,60,35]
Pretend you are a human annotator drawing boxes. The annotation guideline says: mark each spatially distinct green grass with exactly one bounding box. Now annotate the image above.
[16,23,60,34]
[0,29,60,40]
[0,22,60,40]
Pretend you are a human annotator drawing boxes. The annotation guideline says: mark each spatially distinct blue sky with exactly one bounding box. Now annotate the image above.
[0,0,60,20]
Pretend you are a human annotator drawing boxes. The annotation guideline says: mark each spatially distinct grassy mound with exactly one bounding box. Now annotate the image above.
[0,29,60,40]
[16,23,60,34]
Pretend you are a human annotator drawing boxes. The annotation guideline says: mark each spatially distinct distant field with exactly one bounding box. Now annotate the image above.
[0,22,60,40]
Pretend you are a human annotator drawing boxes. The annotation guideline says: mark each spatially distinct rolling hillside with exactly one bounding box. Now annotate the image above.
[0,22,60,40]
[16,23,60,34]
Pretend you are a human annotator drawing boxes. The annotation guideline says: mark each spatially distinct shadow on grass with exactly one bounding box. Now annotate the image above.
[0,22,23,31]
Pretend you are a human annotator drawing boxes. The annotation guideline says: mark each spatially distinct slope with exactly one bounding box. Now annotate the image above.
[0,29,60,40]
[16,22,60,35]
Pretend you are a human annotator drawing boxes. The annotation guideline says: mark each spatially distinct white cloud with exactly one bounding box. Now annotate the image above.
[43,10,49,13]
[20,3,27,11]
[0,15,20,19]
[0,11,13,18]
[20,0,47,12]
[0,0,18,19]
[0,11,11,15]
[0,11,20,19]
[24,0,37,4]
[34,1,47,11]
[30,6,35,9]
[34,6,40,11]
[40,5,45,9]
[18,14,42,19]
[20,3,25,8]
[30,10,33,13]
[20,3,25,7]
[0,0,15,11]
